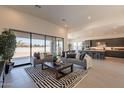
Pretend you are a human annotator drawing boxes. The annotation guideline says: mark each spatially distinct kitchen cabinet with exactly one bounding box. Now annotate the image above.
[105,50,124,58]
[89,37,124,47]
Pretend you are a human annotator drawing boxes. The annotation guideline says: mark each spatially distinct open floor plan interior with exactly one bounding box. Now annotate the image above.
[0,5,124,88]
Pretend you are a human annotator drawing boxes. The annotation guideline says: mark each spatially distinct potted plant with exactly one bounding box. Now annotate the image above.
[0,29,16,74]
[52,53,58,66]
[68,43,72,51]
[53,53,57,62]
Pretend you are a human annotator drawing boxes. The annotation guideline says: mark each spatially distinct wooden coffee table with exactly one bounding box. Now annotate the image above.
[42,62,73,79]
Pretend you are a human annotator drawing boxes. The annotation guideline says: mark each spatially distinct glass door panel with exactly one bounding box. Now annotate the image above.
[11,30,64,67]
[78,42,82,50]
[12,32,30,66]
[56,38,64,56]
[32,34,45,56]
[46,36,56,54]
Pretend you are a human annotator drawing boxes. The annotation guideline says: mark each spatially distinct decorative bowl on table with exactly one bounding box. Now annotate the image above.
[54,59,61,66]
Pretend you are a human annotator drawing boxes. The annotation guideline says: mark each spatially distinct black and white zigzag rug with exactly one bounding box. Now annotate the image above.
[25,66,87,88]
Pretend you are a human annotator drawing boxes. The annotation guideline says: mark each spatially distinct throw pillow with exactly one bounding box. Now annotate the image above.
[37,52,40,59]
[79,53,86,60]
[40,53,44,59]
[83,54,92,69]
[76,53,80,60]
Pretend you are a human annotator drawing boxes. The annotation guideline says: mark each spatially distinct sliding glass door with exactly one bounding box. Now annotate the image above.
[32,34,45,56]
[71,41,83,52]
[12,31,31,66]
[10,29,64,67]
[56,38,64,55]
[46,36,56,54]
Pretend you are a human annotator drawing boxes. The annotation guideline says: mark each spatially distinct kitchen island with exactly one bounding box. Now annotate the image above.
[82,50,124,59]
[105,50,124,58]
[82,50,106,59]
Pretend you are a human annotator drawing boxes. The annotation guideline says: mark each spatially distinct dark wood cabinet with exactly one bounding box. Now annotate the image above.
[89,37,124,47]
[105,50,124,58]
[84,40,91,47]
[105,38,124,47]
[84,37,124,58]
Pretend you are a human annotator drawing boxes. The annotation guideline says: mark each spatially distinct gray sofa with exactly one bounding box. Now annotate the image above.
[33,52,87,69]
[61,57,87,69]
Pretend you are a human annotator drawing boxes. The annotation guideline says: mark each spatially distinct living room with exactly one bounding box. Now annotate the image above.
[0,3,124,90]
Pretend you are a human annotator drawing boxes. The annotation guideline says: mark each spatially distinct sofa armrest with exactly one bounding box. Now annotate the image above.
[33,58,42,66]
[83,54,92,69]
[41,57,53,62]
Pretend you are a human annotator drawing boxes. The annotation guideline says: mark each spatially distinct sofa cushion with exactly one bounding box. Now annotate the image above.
[34,52,40,59]
[79,53,86,60]
[66,53,76,58]
[40,53,44,59]
[61,57,86,67]
[42,56,53,62]
[34,58,42,64]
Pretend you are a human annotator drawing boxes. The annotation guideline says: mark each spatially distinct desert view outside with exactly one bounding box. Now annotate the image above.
[12,37,51,65]
[12,37,62,66]
[13,47,50,58]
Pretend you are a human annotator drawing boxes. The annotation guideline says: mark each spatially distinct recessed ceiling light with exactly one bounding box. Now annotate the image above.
[62,18,66,22]
[88,16,91,20]
[35,5,42,8]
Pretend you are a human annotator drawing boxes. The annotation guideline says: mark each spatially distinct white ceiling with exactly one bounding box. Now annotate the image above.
[7,5,124,30]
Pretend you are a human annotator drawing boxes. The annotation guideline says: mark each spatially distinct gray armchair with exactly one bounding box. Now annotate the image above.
[33,58,42,67]
[33,53,53,67]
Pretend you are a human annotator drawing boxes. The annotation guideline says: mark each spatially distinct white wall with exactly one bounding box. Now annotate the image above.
[0,6,67,49]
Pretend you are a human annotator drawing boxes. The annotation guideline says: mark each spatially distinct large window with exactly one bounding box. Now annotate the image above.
[73,42,78,50]
[72,41,82,52]
[12,31,30,66]
[77,42,82,50]
[32,34,45,56]
[46,36,56,54]
[56,38,64,55]
[10,29,64,66]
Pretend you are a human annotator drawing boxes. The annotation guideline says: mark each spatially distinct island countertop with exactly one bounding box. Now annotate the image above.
[83,50,105,52]
[82,50,124,58]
